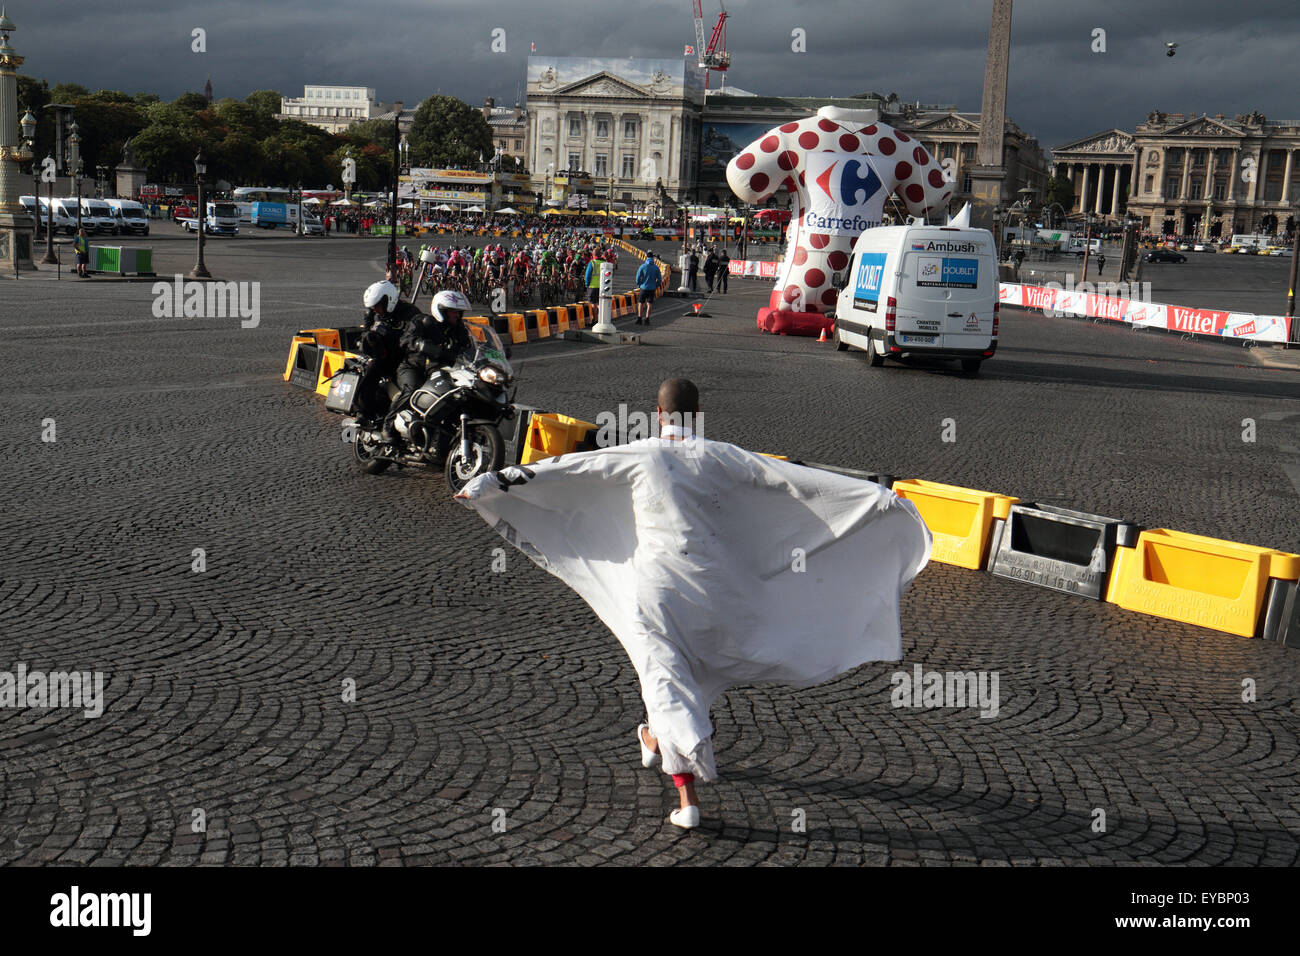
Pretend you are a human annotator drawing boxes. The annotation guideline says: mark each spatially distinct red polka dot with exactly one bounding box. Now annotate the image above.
[798,171,806,186]
[818,119,838,133]
[783,286,800,302]
[808,233,830,249]
[805,268,826,288]
[896,131,910,142]
[782,176,797,191]
[735,152,755,170]
[877,137,896,155]
[793,246,808,265]
[827,250,849,270]
[750,173,769,192]
[913,146,929,165]
[839,134,860,151]
[780,122,800,133]
[928,169,945,188]
[798,131,821,149]
[822,289,840,305]
[895,161,913,180]
[777,150,798,170]
[861,124,878,135]
[760,135,780,153]
[905,183,924,203]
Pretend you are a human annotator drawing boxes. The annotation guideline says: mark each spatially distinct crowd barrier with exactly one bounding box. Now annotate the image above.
[1000,282,1295,345]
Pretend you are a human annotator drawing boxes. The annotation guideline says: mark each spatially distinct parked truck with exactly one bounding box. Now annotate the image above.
[177,201,240,236]
[250,202,301,230]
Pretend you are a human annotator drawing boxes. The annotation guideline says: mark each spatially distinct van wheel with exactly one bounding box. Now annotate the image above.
[960,359,982,376]
[865,332,885,367]
[831,324,849,351]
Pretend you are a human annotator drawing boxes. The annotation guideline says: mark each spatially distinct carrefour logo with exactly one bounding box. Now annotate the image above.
[815,158,883,207]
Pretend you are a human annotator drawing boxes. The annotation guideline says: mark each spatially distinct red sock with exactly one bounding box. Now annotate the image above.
[672,773,694,788]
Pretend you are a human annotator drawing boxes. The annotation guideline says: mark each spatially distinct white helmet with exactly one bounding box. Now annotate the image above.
[363,280,400,313]
[431,289,470,322]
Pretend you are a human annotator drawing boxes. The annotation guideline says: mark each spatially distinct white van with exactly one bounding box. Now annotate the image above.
[1068,236,1101,255]
[81,199,119,235]
[43,197,79,235]
[104,198,151,236]
[832,224,999,375]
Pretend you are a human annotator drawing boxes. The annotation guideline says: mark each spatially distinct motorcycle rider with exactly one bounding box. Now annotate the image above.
[381,289,475,461]
[356,280,419,420]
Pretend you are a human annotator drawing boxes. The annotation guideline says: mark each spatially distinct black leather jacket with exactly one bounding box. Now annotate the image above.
[399,313,473,371]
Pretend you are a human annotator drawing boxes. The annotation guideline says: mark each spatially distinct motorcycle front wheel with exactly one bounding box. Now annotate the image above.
[444,424,504,493]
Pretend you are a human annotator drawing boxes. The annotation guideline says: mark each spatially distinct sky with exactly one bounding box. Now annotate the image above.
[8,0,1298,150]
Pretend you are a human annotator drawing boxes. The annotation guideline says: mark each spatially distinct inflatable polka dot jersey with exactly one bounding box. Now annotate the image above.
[726,107,953,336]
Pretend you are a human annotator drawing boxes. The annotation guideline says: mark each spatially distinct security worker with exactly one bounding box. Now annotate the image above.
[381,289,474,459]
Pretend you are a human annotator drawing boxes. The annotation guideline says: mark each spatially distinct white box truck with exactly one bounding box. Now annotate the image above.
[832,223,999,375]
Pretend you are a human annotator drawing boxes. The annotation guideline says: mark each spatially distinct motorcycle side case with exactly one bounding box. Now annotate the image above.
[324,371,362,414]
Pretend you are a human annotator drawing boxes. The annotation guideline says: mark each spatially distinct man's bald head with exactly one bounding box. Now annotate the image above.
[657,378,699,416]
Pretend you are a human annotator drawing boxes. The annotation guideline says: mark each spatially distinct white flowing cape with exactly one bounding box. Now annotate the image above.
[457,437,931,781]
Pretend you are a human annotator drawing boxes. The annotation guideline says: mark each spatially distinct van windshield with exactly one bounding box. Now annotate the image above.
[212,203,237,217]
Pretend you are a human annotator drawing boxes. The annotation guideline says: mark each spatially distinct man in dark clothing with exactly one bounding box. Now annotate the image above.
[716,248,730,293]
[686,248,699,292]
[381,289,474,459]
[703,248,718,293]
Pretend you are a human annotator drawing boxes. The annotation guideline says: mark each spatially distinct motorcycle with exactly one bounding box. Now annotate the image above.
[330,324,517,493]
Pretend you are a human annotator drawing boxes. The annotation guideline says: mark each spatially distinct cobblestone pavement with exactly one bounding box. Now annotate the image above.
[0,236,1297,866]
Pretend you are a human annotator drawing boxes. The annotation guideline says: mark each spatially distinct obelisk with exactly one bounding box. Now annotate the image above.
[969,0,1013,234]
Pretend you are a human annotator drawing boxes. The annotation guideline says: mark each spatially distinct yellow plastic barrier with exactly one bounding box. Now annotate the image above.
[300,327,343,350]
[520,413,600,464]
[315,349,360,396]
[552,307,571,333]
[283,336,315,382]
[1105,529,1300,637]
[533,309,551,338]
[504,312,527,344]
[893,479,1019,570]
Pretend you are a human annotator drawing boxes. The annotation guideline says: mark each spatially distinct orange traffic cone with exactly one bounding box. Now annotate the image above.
[817,328,827,343]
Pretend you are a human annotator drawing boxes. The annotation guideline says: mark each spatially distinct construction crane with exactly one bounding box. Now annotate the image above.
[689,0,731,88]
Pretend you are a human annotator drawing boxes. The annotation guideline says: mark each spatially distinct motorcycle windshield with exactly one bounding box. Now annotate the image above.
[463,323,512,376]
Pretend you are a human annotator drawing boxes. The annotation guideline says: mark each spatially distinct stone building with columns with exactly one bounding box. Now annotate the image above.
[1054,111,1300,238]
[525,56,706,210]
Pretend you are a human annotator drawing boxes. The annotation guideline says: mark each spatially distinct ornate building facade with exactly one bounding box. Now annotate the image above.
[1053,111,1300,237]
[525,57,706,210]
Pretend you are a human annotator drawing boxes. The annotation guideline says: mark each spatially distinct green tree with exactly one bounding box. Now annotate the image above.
[49,82,89,103]
[131,122,201,183]
[244,90,282,122]
[1044,172,1075,219]
[408,95,491,168]
[173,91,210,113]
[133,92,161,109]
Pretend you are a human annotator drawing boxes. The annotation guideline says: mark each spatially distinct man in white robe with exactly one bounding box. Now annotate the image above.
[455,379,931,828]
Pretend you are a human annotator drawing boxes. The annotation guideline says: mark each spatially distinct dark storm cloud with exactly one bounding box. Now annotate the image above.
[10,0,1298,150]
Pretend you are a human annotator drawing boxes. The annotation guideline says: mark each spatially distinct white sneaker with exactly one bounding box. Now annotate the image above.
[637,723,660,768]
[669,805,700,829]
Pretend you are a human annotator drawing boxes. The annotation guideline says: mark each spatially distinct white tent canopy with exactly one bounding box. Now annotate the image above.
[435,203,454,211]
[398,201,415,209]
[495,206,520,215]
[466,205,485,212]
[301,197,323,205]
[330,198,356,207]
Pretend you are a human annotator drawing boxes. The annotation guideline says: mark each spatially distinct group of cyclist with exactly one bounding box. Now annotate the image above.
[411,234,621,309]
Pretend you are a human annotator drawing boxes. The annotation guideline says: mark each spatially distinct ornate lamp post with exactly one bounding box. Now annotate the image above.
[68,120,82,234]
[1286,196,1298,328]
[190,149,210,278]
[0,8,38,273]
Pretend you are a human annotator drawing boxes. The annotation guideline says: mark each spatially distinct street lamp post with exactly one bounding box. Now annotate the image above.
[67,120,81,234]
[1081,212,1095,282]
[1286,197,1298,330]
[40,152,55,263]
[190,150,210,279]
[388,101,402,268]
[74,158,83,235]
